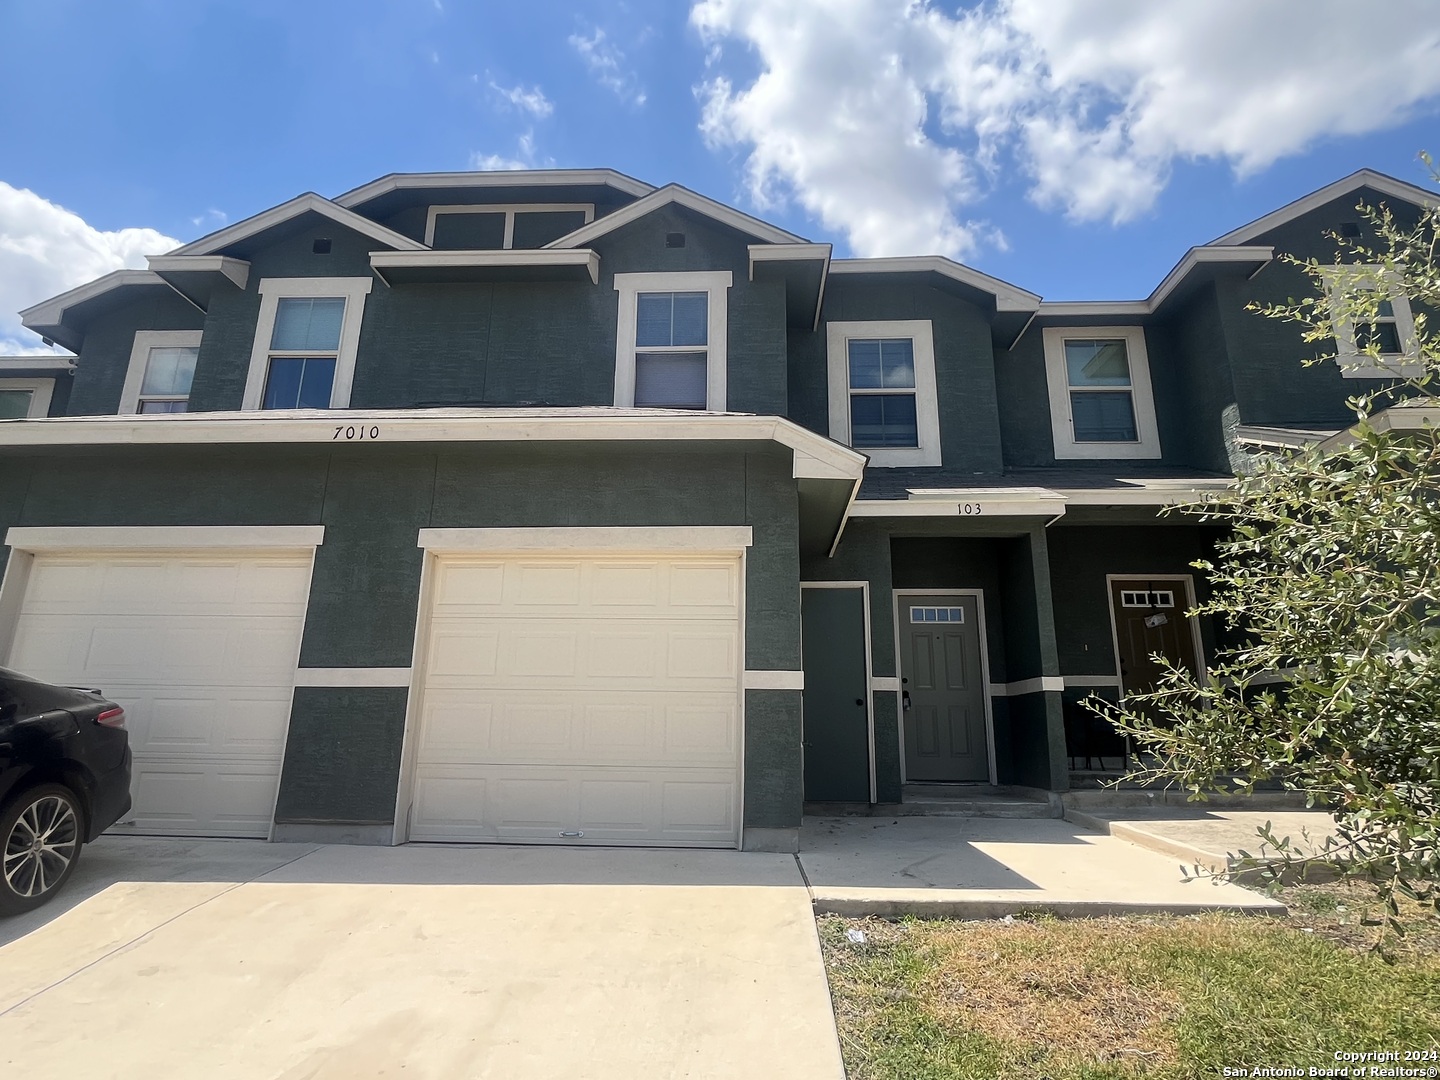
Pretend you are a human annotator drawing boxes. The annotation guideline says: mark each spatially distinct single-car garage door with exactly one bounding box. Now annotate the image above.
[8,551,311,837]
[409,553,742,846]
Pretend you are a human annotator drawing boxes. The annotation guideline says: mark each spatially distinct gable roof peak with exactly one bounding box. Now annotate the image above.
[1210,167,1438,246]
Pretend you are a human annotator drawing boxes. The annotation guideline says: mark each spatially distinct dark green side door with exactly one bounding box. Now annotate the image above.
[801,587,871,802]
[901,593,989,783]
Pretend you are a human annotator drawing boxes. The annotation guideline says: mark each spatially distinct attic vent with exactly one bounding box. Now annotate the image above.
[1339,222,1361,238]
[312,238,333,254]
[665,232,686,249]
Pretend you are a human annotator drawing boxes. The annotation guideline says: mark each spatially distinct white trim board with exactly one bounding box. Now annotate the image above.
[294,668,412,688]
[147,255,250,291]
[826,320,941,468]
[0,357,75,372]
[546,184,804,249]
[119,330,204,415]
[5,526,325,552]
[334,169,655,209]
[987,677,1064,696]
[828,256,1040,312]
[417,526,753,553]
[424,203,595,248]
[1212,169,1439,246]
[172,192,425,256]
[742,670,805,691]
[20,269,171,331]
[370,248,601,285]
[0,409,868,479]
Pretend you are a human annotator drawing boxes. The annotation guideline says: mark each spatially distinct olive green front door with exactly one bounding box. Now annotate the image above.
[900,593,990,783]
[801,586,871,802]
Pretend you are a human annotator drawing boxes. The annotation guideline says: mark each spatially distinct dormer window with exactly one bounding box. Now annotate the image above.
[1324,265,1420,378]
[826,320,941,467]
[242,278,372,411]
[613,272,731,411]
[0,379,54,419]
[120,331,203,414]
[1042,326,1160,459]
[425,204,595,249]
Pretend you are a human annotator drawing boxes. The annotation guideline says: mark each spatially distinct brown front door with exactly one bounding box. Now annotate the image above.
[1109,578,1201,698]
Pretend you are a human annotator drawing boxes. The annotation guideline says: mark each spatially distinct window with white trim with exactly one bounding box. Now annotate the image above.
[424,203,595,249]
[242,278,372,411]
[0,379,54,419]
[613,271,731,411]
[1042,326,1160,460]
[120,330,203,414]
[1323,265,1419,378]
[826,320,941,467]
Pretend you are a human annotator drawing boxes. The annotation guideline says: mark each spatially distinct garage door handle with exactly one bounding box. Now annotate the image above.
[560,831,584,838]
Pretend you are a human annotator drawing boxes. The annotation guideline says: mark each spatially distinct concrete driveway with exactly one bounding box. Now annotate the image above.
[0,837,844,1080]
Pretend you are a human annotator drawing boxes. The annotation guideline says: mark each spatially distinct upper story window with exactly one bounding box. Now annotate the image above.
[242,278,372,411]
[0,379,54,419]
[613,272,731,411]
[1324,265,1420,379]
[1042,326,1160,460]
[826,320,940,467]
[425,204,594,250]
[120,330,202,414]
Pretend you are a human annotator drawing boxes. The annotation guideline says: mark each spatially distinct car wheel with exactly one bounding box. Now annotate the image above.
[0,784,84,916]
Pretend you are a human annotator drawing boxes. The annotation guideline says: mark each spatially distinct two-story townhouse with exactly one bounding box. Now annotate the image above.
[0,167,1429,853]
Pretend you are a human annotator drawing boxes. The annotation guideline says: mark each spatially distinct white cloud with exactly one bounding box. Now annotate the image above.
[469,130,554,172]
[0,181,180,354]
[692,0,1440,258]
[490,80,554,119]
[569,27,647,106]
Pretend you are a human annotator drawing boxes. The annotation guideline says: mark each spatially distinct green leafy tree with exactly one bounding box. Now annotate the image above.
[1096,159,1440,918]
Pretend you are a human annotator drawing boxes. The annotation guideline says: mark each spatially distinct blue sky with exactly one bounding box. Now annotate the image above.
[2,0,1439,352]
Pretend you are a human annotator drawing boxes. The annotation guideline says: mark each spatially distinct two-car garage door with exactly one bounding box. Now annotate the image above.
[8,551,310,838]
[408,553,743,847]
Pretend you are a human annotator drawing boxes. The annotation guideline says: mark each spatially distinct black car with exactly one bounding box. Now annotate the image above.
[0,667,132,915]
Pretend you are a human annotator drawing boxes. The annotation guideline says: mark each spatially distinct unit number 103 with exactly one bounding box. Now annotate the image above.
[958,503,984,515]
[333,425,381,441]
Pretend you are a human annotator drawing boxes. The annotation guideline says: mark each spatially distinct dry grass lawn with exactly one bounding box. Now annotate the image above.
[819,885,1440,1080]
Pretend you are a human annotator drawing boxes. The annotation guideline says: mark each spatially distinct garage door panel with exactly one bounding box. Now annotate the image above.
[410,763,737,845]
[13,551,309,839]
[417,688,738,766]
[425,617,738,691]
[116,760,282,838]
[430,558,739,620]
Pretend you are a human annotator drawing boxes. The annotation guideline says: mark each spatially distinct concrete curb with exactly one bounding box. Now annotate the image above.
[812,896,1287,919]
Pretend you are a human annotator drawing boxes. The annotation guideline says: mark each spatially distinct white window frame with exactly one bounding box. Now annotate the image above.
[424,203,595,249]
[1042,325,1161,460]
[613,271,732,411]
[242,278,373,411]
[0,378,54,419]
[119,330,204,415]
[1323,264,1421,379]
[826,320,940,467]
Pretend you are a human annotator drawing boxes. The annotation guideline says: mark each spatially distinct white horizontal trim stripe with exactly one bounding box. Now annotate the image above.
[871,676,900,692]
[987,677,1065,697]
[1063,675,1123,688]
[417,526,753,553]
[743,670,804,691]
[0,357,75,372]
[295,668,412,688]
[5,525,325,552]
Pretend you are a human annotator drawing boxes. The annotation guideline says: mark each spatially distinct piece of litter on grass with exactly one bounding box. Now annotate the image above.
[846,929,867,944]
[1301,927,1314,933]
[1001,914,1016,925]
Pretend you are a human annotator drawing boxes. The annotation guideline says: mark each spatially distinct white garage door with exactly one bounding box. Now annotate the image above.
[410,553,742,846]
[9,551,311,838]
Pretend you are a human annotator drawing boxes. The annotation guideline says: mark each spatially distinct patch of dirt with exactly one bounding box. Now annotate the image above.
[1274,880,1440,958]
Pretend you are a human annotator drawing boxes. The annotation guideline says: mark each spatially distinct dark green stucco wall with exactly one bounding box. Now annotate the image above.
[0,440,802,829]
[1150,284,1239,473]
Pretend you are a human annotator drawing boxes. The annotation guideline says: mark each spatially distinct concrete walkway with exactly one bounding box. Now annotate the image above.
[0,838,844,1080]
[800,815,1284,917]
[1062,805,1340,877]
